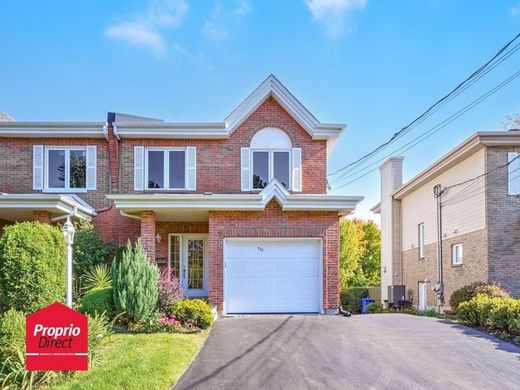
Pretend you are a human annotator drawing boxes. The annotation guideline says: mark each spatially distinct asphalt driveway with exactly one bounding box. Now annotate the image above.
[174,314,520,390]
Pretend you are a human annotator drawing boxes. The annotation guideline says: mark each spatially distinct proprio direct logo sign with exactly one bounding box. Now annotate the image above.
[26,302,88,371]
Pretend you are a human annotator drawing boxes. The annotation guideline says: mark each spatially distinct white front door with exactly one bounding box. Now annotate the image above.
[418,282,427,310]
[224,238,322,314]
[168,234,208,297]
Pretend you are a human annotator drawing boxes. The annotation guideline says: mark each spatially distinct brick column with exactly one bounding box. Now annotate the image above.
[107,125,120,193]
[140,211,156,262]
[33,211,52,224]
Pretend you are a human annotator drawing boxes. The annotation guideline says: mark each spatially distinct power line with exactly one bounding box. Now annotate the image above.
[330,41,520,186]
[330,69,520,191]
[328,32,520,178]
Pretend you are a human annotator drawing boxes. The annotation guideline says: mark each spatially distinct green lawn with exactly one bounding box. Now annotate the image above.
[47,332,207,390]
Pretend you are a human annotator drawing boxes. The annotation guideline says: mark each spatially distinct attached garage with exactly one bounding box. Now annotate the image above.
[224,238,323,314]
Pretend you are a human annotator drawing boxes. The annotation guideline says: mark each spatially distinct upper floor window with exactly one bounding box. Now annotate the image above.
[241,127,301,192]
[133,146,196,191]
[507,152,520,195]
[418,223,425,258]
[146,149,186,189]
[32,145,96,192]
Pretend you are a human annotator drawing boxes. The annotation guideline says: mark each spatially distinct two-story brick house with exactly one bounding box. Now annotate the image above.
[0,75,363,315]
[373,131,520,309]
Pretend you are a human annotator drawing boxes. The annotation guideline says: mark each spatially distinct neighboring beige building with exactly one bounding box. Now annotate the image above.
[373,131,520,309]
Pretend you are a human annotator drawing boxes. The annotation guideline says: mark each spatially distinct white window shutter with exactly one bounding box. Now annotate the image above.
[33,145,44,190]
[508,152,519,195]
[292,147,302,192]
[86,146,97,190]
[186,147,196,190]
[134,146,145,191]
[241,147,251,191]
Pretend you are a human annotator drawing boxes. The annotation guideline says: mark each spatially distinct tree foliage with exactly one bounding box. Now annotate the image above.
[339,218,381,289]
[111,239,159,323]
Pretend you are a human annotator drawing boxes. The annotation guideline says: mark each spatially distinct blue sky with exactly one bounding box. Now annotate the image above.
[1,0,519,221]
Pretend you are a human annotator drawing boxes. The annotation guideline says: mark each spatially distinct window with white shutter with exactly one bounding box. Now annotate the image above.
[134,146,145,190]
[142,147,195,190]
[33,145,44,190]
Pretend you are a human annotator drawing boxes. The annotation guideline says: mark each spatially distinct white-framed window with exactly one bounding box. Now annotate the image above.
[252,149,291,190]
[38,146,96,192]
[418,223,425,259]
[452,243,463,265]
[145,148,187,190]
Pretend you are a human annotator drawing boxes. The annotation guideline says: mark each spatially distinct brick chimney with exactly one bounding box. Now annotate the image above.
[379,157,404,303]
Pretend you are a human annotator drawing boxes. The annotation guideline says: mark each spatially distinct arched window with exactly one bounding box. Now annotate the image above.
[250,128,292,190]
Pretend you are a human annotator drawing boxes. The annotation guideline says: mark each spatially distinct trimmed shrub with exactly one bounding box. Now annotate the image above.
[0,309,25,363]
[73,220,115,281]
[157,270,183,312]
[0,222,65,313]
[340,288,368,314]
[365,302,384,314]
[450,282,510,311]
[172,299,213,330]
[80,287,115,318]
[457,294,520,335]
[111,240,159,323]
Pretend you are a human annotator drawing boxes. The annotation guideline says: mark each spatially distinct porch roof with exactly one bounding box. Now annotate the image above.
[107,180,363,221]
[0,193,96,222]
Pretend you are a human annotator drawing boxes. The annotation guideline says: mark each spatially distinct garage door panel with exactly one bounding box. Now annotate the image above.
[225,239,321,314]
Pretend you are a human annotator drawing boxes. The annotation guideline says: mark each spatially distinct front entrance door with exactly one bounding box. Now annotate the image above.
[168,234,208,297]
[418,282,427,310]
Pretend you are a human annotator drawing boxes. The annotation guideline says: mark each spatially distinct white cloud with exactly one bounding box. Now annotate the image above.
[203,1,252,41]
[105,0,188,54]
[304,0,367,37]
[510,3,520,17]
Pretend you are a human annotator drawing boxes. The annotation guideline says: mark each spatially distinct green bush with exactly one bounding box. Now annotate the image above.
[73,220,115,284]
[0,309,25,363]
[450,282,510,311]
[82,264,112,292]
[365,302,384,313]
[457,294,520,335]
[80,287,115,318]
[87,312,112,366]
[416,308,439,317]
[112,240,159,323]
[0,222,65,313]
[171,299,213,330]
[340,288,368,314]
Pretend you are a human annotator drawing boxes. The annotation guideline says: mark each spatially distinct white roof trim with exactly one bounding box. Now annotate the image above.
[108,179,363,216]
[0,122,106,138]
[0,193,97,220]
[225,75,345,139]
[113,122,228,139]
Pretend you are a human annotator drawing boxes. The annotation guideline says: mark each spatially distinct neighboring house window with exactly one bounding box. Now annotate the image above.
[37,146,96,192]
[145,148,186,189]
[241,127,301,191]
[507,152,520,195]
[452,243,463,265]
[418,223,425,258]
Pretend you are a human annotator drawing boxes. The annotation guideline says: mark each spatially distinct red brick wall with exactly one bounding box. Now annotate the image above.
[33,211,52,224]
[155,222,209,261]
[208,200,339,312]
[139,211,156,261]
[94,206,140,246]
[119,97,328,195]
[0,138,111,210]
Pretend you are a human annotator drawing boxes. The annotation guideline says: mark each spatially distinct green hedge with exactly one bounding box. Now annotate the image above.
[365,302,384,313]
[449,282,510,311]
[0,222,65,313]
[340,288,368,314]
[457,294,520,336]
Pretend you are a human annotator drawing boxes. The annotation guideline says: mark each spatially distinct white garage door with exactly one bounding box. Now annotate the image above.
[224,238,322,314]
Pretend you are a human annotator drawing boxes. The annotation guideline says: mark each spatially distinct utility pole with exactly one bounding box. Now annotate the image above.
[433,184,445,313]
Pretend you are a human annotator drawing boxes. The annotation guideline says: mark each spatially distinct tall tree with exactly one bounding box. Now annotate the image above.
[339,218,381,289]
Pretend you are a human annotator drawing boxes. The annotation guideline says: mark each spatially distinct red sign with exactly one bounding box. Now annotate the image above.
[26,302,88,371]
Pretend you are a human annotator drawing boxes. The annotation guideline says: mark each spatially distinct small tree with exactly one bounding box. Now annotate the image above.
[111,239,159,323]
[0,222,65,313]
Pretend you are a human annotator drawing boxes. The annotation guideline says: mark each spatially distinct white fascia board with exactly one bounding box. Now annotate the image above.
[0,122,106,138]
[113,122,228,139]
[0,194,96,218]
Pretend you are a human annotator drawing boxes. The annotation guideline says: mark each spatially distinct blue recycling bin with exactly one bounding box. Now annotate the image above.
[361,298,375,314]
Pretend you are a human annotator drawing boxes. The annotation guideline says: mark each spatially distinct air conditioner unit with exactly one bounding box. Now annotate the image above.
[388,285,406,306]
